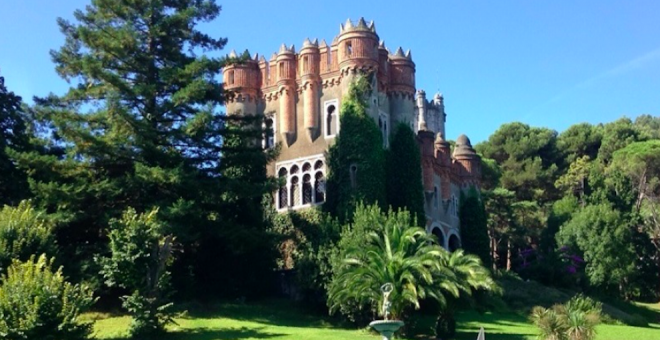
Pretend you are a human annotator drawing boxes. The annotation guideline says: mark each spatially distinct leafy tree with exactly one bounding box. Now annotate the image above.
[99,208,174,339]
[0,255,95,340]
[633,114,660,140]
[479,157,502,191]
[328,204,495,323]
[476,122,560,203]
[557,123,601,167]
[459,189,490,267]
[483,187,515,270]
[386,123,425,225]
[597,117,641,164]
[555,156,592,205]
[557,203,636,297]
[0,75,30,206]
[325,76,386,223]
[0,201,56,273]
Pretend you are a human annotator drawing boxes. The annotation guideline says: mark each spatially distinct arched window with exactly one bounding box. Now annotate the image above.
[326,104,337,137]
[349,164,358,188]
[290,176,300,207]
[278,168,288,209]
[314,160,324,170]
[315,171,325,203]
[432,228,445,248]
[303,174,312,204]
[448,234,461,252]
[378,112,389,148]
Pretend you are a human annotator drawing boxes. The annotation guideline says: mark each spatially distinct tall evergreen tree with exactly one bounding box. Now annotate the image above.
[0,75,30,205]
[386,123,425,225]
[12,0,274,296]
[459,189,490,268]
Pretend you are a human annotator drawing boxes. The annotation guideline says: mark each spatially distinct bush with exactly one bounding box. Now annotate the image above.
[99,208,175,339]
[0,201,55,273]
[0,254,95,340]
[530,295,601,340]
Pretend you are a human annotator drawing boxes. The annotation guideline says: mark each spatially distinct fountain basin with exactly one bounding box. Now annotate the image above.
[369,320,404,340]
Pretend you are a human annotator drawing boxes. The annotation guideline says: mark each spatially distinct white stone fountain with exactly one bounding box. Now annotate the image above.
[369,283,404,340]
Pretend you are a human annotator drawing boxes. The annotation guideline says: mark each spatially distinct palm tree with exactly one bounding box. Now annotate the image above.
[327,210,496,321]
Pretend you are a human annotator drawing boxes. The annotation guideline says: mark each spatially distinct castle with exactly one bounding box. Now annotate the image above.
[223,18,481,250]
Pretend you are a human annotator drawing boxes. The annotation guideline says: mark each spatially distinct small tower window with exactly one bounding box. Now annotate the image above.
[303,56,309,72]
[228,70,234,85]
[279,63,284,77]
[346,41,353,57]
[349,164,358,188]
[325,101,339,137]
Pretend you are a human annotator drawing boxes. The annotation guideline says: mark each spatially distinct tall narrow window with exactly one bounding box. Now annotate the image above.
[278,168,288,209]
[346,41,353,57]
[290,176,300,207]
[303,174,312,204]
[378,112,389,148]
[349,164,358,188]
[314,171,325,203]
[303,56,309,72]
[228,70,234,85]
[279,63,284,77]
[263,118,274,149]
[326,104,337,137]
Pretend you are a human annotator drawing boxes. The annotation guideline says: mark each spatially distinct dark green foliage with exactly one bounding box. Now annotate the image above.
[0,255,96,340]
[459,189,490,267]
[0,75,30,206]
[99,208,174,339]
[325,76,386,223]
[597,117,641,164]
[386,123,425,225]
[0,201,56,273]
[270,209,340,304]
[480,157,502,190]
[557,122,602,166]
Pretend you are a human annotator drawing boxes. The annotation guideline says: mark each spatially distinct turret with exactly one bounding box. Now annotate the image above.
[388,47,416,127]
[435,132,452,200]
[223,49,260,116]
[300,38,321,140]
[432,93,446,137]
[277,44,297,144]
[416,90,427,131]
[377,41,390,91]
[337,18,379,76]
[452,134,481,185]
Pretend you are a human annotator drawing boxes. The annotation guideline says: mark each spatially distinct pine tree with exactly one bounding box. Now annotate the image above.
[459,188,490,267]
[12,0,274,295]
[386,123,425,225]
[0,75,30,205]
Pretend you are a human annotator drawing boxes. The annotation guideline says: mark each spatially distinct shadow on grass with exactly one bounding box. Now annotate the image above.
[102,326,285,340]
[177,299,352,330]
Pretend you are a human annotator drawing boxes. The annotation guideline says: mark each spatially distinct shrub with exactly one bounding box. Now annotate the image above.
[99,208,175,339]
[0,254,95,340]
[0,201,55,272]
[530,295,601,340]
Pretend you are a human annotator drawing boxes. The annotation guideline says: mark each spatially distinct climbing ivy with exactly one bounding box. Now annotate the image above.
[324,75,386,223]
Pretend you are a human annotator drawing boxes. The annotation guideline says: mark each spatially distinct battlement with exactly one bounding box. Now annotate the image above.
[222,18,416,102]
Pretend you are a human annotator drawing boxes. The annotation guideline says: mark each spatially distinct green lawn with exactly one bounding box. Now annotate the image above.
[88,300,660,340]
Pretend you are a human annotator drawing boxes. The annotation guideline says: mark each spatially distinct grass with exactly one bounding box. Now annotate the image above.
[87,300,660,340]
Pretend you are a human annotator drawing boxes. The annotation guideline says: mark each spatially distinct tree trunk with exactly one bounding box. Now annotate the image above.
[506,239,512,271]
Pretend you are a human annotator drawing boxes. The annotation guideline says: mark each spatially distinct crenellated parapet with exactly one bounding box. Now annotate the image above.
[223,49,261,104]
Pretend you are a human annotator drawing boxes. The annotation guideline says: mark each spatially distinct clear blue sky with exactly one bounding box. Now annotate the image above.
[1,0,659,143]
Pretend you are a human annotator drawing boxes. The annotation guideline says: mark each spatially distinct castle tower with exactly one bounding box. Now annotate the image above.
[452,134,481,186]
[337,18,379,78]
[432,93,446,137]
[277,44,297,144]
[299,38,321,141]
[416,90,427,131]
[223,50,260,116]
[435,132,452,199]
[388,47,416,126]
[377,41,390,92]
